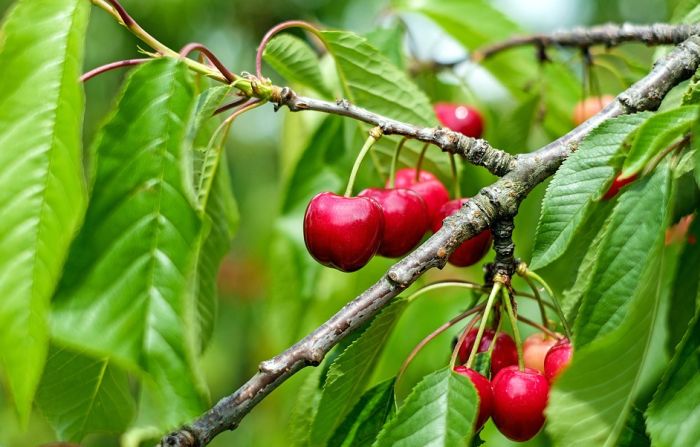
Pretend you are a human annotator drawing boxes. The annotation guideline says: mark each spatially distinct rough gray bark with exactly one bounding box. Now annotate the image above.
[160,34,700,447]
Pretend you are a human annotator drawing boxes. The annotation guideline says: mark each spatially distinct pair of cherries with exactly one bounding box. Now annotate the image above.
[304,103,491,272]
[454,329,573,441]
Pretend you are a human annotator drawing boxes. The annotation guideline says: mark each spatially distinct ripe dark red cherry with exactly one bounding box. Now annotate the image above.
[523,333,560,373]
[434,102,484,138]
[544,338,573,382]
[454,365,494,430]
[603,173,637,200]
[572,95,615,125]
[432,199,493,267]
[389,168,450,223]
[492,366,550,442]
[303,192,384,272]
[458,329,518,376]
[358,188,429,257]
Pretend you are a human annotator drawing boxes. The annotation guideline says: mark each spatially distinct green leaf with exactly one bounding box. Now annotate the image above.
[289,367,323,447]
[646,307,700,446]
[320,30,436,127]
[574,164,672,347]
[531,113,651,270]
[263,34,331,97]
[310,299,408,444]
[0,0,90,421]
[329,378,396,447]
[365,26,405,69]
[187,86,239,351]
[35,345,134,441]
[374,368,477,447]
[546,170,670,447]
[50,59,206,427]
[621,106,697,179]
[666,216,700,352]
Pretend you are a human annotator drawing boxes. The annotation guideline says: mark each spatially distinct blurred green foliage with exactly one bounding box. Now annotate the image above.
[0,0,681,445]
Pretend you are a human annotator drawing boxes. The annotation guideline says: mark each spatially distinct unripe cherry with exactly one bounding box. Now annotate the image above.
[523,332,560,373]
[572,95,615,125]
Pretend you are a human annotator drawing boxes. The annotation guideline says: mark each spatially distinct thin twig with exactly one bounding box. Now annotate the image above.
[80,58,150,82]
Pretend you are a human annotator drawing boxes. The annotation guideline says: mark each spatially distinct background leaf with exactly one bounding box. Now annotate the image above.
[0,0,90,421]
[374,367,476,447]
[531,113,650,270]
[263,34,331,97]
[35,345,134,441]
[310,299,407,445]
[546,166,672,447]
[646,307,700,446]
[50,59,207,427]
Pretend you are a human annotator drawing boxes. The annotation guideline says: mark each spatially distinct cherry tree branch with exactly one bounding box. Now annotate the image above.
[473,23,700,61]
[160,34,700,447]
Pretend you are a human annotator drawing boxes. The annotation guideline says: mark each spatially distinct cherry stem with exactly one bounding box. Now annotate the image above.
[405,280,484,303]
[517,315,561,339]
[466,282,502,369]
[344,127,382,197]
[450,314,482,369]
[396,306,484,389]
[80,58,150,82]
[389,138,407,189]
[255,20,324,79]
[525,271,572,339]
[643,133,690,176]
[502,288,525,371]
[178,43,237,82]
[449,153,462,198]
[484,313,504,364]
[414,142,430,183]
[214,97,250,116]
[522,274,549,329]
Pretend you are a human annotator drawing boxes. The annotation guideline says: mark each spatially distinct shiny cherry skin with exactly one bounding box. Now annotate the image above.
[603,173,637,200]
[432,199,493,267]
[458,329,519,376]
[454,365,494,430]
[572,95,615,125]
[389,168,450,223]
[544,338,573,382]
[523,333,560,373]
[303,192,384,272]
[434,102,484,138]
[492,366,550,442]
[358,188,429,257]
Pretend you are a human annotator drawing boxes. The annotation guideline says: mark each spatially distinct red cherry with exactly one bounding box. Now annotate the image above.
[432,199,493,266]
[523,333,560,373]
[454,365,494,430]
[458,329,519,376]
[303,192,384,272]
[603,173,637,200]
[434,102,484,138]
[358,188,429,257]
[388,168,450,223]
[544,338,573,382]
[572,95,615,125]
[492,366,550,442]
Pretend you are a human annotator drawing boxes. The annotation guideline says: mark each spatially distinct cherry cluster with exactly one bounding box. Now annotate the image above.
[454,329,573,441]
[303,103,490,272]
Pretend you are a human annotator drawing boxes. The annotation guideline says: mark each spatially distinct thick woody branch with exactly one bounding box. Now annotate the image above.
[491,218,516,278]
[272,87,516,176]
[161,35,700,447]
[474,23,700,61]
